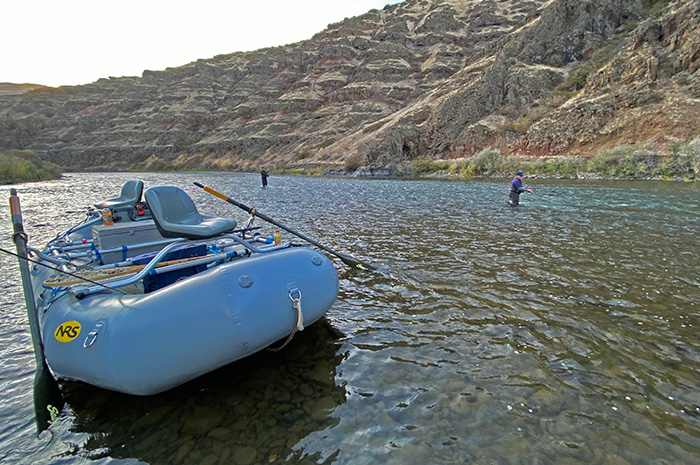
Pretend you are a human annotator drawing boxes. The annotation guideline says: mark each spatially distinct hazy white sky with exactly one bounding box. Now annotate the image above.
[2,0,404,87]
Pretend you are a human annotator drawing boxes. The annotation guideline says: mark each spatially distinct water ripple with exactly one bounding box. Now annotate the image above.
[1,174,699,464]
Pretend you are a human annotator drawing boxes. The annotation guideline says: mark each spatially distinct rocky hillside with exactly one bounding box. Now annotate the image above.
[1,0,699,173]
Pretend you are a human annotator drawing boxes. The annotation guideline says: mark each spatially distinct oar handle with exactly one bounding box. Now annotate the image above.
[194,181,230,201]
[194,182,258,215]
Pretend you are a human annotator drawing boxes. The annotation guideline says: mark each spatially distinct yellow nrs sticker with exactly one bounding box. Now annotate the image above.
[55,321,81,342]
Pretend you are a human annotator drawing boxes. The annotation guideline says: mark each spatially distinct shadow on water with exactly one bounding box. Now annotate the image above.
[3,174,700,465]
[58,320,346,465]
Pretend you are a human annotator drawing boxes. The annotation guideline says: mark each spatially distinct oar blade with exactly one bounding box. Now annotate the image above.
[338,253,375,271]
[33,361,64,433]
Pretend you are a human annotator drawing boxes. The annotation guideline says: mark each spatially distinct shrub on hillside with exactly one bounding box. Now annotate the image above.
[344,153,364,172]
[586,142,680,179]
[471,148,501,175]
[0,150,61,184]
[449,160,475,177]
[412,156,449,174]
[669,137,700,179]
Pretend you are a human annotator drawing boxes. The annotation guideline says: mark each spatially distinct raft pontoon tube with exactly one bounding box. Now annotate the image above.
[26,182,339,395]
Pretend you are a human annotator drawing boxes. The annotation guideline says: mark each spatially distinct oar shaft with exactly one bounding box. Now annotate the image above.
[194,182,328,250]
[10,189,46,368]
[248,211,330,253]
[10,189,65,432]
[194,182,374,270]
[194,182,250,210]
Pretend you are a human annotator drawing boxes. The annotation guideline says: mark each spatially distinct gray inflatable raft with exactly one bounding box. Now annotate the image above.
[27,182,339,395]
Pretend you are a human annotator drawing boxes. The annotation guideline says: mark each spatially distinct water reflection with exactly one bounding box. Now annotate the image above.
[60,321,344,465]
[1,174,700,465]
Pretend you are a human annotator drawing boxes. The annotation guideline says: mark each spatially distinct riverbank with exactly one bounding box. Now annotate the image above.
[416,139,699,181]
[296,138,700,181]
[0,149,61,184]
[278,139,700,182]
[47,138,700,183]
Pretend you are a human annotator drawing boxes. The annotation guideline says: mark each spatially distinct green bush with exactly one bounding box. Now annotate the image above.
[412,156,431,173]
[668,137,700,179]
[557,157,585,178]
[449,160,475,177]
[583,141,699,179]
[471,148,502,175]
[456,144,691,180]
[588,145,635,176]
[0,150,61,184]
[404,138,700,180]
[586,143,668,178]
[462,163,477,176]
[499,156,583,179]
[496,155,524,176]
[344,153,364,172]
[529,159,555,176]
[643,0,670,16]
[412,156,449,174]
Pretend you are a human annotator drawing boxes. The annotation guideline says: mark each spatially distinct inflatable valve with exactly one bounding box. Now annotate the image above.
[273,230,282,245]
[101,207,114,226]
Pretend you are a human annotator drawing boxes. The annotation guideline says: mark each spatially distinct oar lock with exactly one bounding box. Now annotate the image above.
[12,231,28,244]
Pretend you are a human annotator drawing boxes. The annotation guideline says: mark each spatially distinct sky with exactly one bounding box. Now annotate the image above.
[2,0,404,88]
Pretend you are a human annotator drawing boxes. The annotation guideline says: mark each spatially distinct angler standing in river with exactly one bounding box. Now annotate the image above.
[508,171,532,206]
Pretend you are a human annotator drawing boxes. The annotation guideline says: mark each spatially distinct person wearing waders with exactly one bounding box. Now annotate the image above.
[508,171,531,206]
[261,168,269,188]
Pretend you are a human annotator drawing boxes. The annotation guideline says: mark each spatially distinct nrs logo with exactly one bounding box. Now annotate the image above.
[55,321,81,342]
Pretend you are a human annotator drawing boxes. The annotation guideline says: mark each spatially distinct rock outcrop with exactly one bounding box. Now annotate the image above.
[1,0,699,172]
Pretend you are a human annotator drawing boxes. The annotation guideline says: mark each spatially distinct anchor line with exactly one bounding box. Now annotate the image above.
[0,247,127,294]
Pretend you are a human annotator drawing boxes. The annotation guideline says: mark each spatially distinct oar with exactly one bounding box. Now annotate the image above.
[9,189,64,433]
[194,182,374,271]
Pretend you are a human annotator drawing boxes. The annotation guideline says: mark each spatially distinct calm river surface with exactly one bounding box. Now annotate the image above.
[1,172,699,464]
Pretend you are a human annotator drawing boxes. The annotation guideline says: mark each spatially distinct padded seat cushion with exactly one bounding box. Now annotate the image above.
[145,186,237,239]
[97,180,144,208]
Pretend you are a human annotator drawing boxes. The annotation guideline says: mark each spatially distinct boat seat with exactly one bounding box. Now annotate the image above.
[96,180,144,209]
[145,186,238,239]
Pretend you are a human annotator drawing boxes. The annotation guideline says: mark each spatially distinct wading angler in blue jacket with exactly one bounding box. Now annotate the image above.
[508,171,532,206]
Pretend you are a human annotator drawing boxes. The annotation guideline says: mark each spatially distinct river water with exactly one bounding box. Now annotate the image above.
[1,172,699,465]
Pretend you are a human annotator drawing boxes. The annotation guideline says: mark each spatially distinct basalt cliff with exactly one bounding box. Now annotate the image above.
[1,0,699,173]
